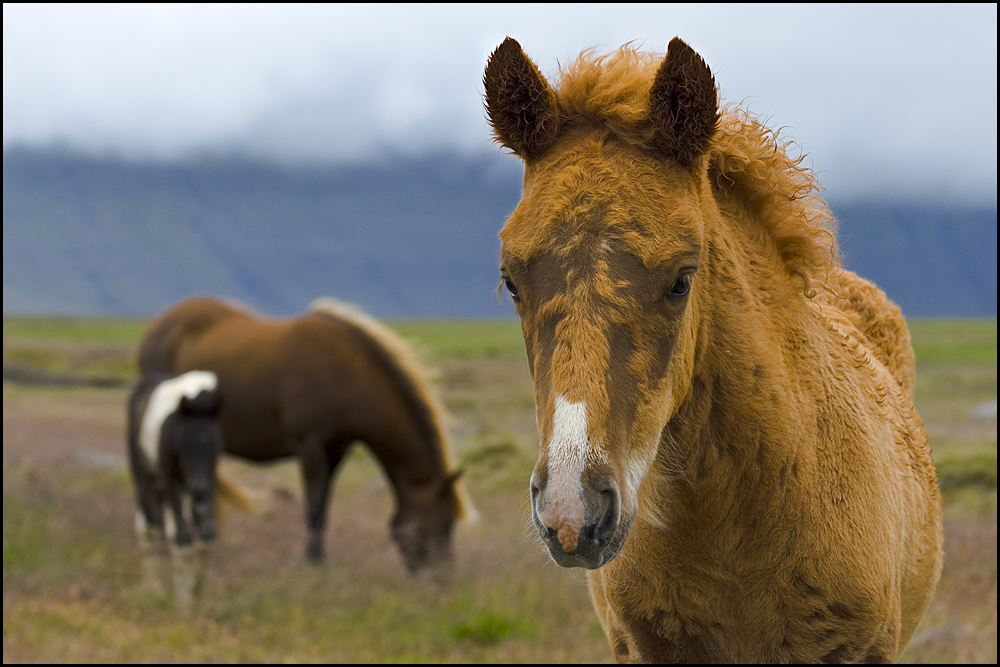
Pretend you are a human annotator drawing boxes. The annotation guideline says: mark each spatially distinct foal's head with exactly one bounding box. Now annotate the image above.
[486,38,719,568]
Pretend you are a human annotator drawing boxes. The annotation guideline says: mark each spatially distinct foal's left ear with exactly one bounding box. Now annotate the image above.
[648,37,719,166]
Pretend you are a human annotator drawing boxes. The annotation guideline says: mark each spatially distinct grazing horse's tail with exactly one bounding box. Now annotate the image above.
[308,297,480,524]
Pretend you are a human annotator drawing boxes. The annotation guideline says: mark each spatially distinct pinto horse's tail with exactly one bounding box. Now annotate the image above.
[213,468,261,531]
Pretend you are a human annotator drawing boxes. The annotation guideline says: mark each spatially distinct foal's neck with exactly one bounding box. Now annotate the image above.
[663,229,821,516]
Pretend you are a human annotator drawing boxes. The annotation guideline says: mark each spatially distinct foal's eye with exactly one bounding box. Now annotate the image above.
[503,277,520,301]
[665,271,694,298]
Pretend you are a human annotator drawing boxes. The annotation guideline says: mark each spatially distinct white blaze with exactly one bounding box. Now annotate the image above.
[548,395,589,496]
[139,371,218,467]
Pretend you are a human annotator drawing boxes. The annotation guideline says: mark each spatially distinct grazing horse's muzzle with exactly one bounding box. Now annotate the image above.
[390,502,456,577]
[392,526,453,576]
[530,478,627,569]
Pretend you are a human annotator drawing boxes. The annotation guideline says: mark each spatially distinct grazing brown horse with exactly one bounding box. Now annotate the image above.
[138,296,474,573]
[484,37,942,663]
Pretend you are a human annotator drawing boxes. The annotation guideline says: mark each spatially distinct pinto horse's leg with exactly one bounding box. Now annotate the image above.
[131,464,167,593]
[164,486,200,613]
[134,510,165,594]
[167,540,204,616]
[297,436,349,562]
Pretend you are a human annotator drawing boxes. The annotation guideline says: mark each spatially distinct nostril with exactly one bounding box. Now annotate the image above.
[593,489,619,546]
[530,481,546,519]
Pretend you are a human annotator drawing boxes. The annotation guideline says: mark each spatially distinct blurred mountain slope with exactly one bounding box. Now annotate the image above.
[3,149,996,319]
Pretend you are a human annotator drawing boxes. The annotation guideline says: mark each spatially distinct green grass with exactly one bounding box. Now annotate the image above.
[907,319,997,511]
[1,316,528,383]
[3,316,148,382]
[935,450,998,491]
[390,318,525,360]
[2,316,149,343]
[909,319,997,364]
[0,316,527,359]
[2,490,54,573]
[4,315,993,365]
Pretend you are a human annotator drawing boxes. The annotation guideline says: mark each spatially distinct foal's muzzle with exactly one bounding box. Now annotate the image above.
[531,482,624,569]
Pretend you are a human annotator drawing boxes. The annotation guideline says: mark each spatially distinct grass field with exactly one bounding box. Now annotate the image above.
[3,316,996,663]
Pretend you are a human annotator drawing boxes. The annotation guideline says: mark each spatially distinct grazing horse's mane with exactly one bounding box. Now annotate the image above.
[307,298,477,522]
[509,44,839,296]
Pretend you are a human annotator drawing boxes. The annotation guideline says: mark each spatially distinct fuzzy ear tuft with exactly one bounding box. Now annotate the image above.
[648,37,719,166]
[483,37,560,161]
[179,390,221,417]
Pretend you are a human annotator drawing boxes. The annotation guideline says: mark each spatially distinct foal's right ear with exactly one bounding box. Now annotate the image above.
[484,37,560,162]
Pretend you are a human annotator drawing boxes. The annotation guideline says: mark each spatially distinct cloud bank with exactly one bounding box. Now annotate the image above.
[4,4,996,202]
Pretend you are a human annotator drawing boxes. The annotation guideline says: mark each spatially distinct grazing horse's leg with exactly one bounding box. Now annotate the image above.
[297,434,349,562]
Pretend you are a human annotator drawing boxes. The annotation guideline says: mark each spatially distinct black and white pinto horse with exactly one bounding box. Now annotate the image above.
[126,370,223,610]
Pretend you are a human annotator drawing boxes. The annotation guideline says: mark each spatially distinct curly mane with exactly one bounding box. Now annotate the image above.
[551,45,840,295]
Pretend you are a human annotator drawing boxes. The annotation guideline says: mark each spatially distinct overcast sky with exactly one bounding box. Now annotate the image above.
[3,3,997,203]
